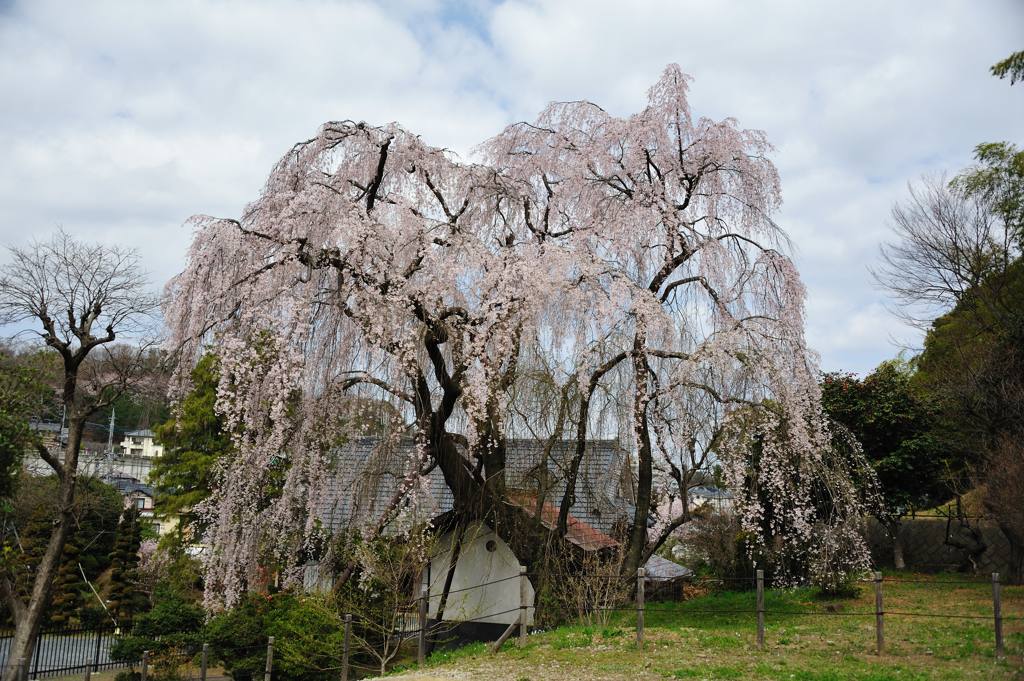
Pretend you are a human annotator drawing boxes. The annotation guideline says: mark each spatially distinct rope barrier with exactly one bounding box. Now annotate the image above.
[437,573,522,596]
[3,568,1017,678]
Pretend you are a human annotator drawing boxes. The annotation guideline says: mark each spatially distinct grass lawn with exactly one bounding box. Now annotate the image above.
[391,572,1023,680]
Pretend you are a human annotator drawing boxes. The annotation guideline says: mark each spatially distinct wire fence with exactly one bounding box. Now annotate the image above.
[0,568,1017,680]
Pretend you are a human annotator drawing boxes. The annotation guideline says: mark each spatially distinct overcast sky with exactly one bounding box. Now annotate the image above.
[1,0,1020,375]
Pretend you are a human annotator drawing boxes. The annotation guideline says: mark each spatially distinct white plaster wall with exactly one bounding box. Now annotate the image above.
[120,435,163,459]
[423,520,534,626]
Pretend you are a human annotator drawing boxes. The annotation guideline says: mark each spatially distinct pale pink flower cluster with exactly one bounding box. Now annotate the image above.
[137,539,170,592]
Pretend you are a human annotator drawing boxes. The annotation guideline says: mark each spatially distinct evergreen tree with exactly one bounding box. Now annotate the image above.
[107,506,147,627]
[14,507,51,607]
[48,531,87,627]
[821,362,945,569]
[5,475,123,628]
[152,354,231,544]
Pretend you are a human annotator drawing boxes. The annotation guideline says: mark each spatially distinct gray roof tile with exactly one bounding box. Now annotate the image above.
[321,437,633,536]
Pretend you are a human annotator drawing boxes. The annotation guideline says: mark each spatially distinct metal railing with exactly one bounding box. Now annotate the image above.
[0,625,126,679]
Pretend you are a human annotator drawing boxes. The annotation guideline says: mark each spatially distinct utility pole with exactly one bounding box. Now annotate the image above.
[107,408,116,455]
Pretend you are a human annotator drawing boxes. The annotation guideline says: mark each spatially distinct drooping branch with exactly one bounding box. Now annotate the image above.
[557,350,629,536]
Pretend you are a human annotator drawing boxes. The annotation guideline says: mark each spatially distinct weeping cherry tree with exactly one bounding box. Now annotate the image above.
[165,65,872,606]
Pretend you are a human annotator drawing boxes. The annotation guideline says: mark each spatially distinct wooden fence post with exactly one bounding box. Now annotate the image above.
[264,636,274,681]
[83,658,91,681]
[874,572,884,656]
[490,616,522,655]
[341,614,351,681]
[141,650,149,681]
[993,572,1004,660]
[519,566,528,648]
[756,569,765,651]
[637,568,645,651]
[200,643,209,681]
[418,588,427,666]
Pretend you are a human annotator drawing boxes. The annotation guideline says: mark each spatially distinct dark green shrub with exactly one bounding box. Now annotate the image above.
[206,589,348,681]
[108,506,148,627]
[76,604,108,629]
[110,589,205,662]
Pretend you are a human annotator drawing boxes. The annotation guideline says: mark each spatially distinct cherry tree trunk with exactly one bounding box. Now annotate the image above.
[622,344,654,579]
[2,422,83,681]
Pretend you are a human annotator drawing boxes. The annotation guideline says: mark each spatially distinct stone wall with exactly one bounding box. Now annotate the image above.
[866,517,1012,574]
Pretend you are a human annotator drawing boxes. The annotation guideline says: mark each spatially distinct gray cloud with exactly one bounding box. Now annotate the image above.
[1,0,1020,374]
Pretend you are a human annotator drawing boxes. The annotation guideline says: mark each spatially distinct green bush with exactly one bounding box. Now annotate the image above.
[206,589,349,681]
[110,589,205,662]
[76,604,108,629]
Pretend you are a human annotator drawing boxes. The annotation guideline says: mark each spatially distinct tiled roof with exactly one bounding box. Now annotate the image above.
[124,429,156,438]
[29,422,65,433]
[505,491,619,552]
[120,482,154,497]
[321,437,453,532]
[321,437,633,538]
[688,486,733,499]
[644,554,693,581]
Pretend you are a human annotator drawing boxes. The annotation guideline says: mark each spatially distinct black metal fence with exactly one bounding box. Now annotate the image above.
[0,625,131,679]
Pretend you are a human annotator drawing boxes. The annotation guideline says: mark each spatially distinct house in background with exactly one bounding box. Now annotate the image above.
[23,423,178,537]
[322,437,637,541]
[106,475,179,539]
[120,429,164,459]
[687,486,734,513]
[319,437,652,643]
[102,429,164,482]
[25,424,165,483]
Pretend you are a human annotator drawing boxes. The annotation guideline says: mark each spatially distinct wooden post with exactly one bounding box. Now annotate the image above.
[418,588,427,666]
[490,615,521,654]
[637,568,645,651]
[874,572,884,656]
[264,636,274,681]
[341,614,351,681]
[200,643,209,681]
[84,658,92,681]
[142,650,149,681]
[519,566,528,648]
[993,572,1004,660]
[756,569,765,651]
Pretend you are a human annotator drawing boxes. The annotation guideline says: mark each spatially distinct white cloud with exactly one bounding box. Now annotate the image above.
[1,0,1021,375]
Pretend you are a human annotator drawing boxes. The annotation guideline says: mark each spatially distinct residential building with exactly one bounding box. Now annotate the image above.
[111,476,178,538]
[687,485,734,513]
[119,429,164,460]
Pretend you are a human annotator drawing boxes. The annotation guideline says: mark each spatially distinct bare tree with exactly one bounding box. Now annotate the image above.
[0,230,157,681]
[871,174,1021,332]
